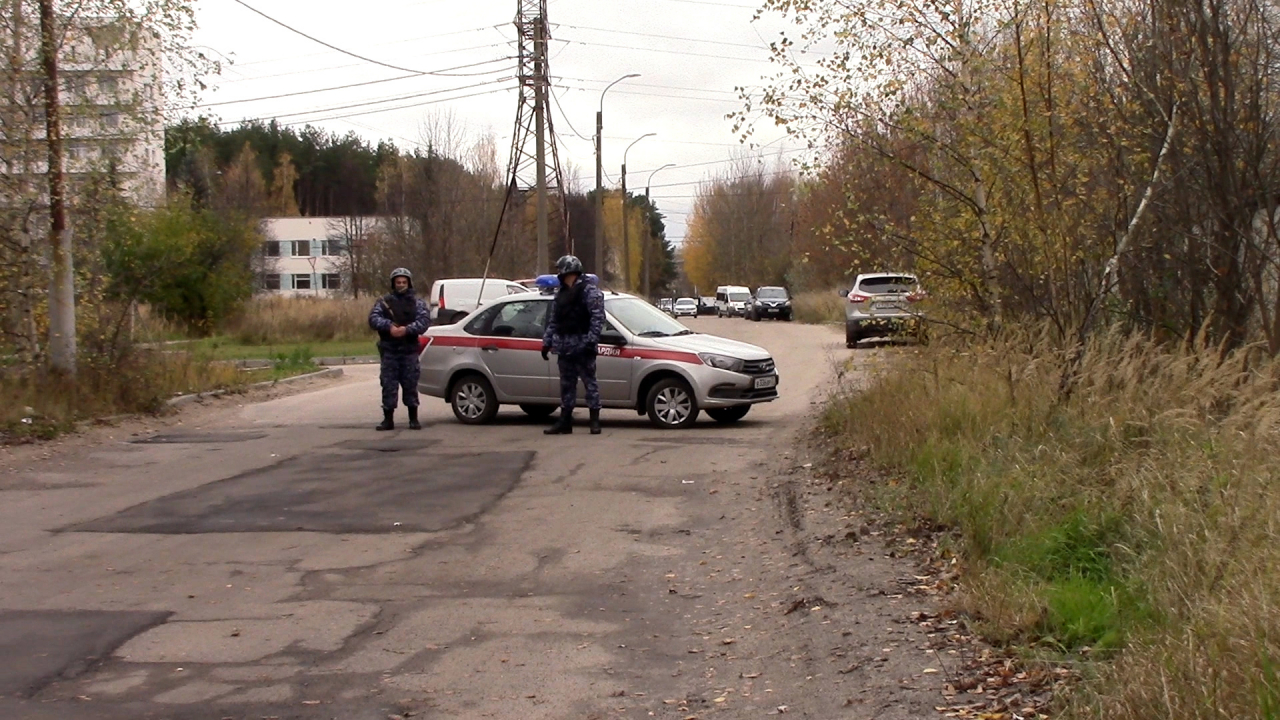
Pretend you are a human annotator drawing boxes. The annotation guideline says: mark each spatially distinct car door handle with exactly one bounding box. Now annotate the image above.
[481,345,499,353]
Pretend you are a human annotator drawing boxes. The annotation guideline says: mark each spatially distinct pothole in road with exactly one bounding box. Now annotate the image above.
[0,610,171,698]
[131,431,268,444]
[66,450,534,534]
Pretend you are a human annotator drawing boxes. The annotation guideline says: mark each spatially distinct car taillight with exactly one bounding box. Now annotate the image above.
[848,292,869,304]
[907,291,926,303]
[439,287,445,309]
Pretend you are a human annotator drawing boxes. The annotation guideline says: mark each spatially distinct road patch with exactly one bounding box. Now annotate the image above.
[0,610,170,698]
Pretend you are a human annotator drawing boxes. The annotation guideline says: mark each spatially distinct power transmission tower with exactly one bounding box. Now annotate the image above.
[503,0,568,276]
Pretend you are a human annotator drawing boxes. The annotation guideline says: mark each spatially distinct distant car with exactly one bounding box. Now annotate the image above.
[698,296,717,315]
[672,297,699,318]
[418,290,779,429]
[428,278,527,325]
[844,273,926,348]
[748,286,792,321]
[715,285,751,317]
[657,298,674,314]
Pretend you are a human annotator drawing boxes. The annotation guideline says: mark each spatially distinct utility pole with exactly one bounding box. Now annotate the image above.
[38,0,74,376]
[504,0,566,277]
[620,133,653,292]
[644,163,675,301]
[595,74,638,280]
[532,19,548,273]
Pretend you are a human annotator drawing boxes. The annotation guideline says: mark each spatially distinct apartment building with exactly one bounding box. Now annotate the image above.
[261,217,384,297]
[1,16,165,205]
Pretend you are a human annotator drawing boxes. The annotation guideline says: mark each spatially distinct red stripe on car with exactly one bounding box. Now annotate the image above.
[426,334,701,364]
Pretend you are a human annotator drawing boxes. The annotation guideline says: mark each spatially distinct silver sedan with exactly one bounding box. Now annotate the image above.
[418,292,779,429]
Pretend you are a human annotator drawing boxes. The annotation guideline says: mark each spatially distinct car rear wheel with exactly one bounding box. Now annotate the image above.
[519,404,556,420]
[450,374,499,424]
[846,326,861,349]
[707,405,750,423]
[646,378,700,429]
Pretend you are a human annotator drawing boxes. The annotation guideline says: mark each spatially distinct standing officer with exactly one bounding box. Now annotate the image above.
[542,255,606,435]
[368,267,430,431]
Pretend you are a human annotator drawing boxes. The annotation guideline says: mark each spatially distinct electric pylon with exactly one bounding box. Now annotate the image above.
[504,0,569,277]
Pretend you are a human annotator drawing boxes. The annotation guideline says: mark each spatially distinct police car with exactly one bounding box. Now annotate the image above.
[417,275,779,429]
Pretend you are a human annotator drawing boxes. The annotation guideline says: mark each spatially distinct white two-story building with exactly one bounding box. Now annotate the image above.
[261,217,383,297]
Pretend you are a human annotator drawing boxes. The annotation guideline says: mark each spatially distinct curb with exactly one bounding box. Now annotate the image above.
[166,367,345,408]
[315,356,379,366]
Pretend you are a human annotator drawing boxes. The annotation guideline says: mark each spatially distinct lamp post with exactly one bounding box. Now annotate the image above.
[596,73,639,280]
[621,132,655,291]
[644,163,677,300]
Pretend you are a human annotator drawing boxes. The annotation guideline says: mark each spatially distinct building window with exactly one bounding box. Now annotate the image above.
[103,112,121,131]
[264,241,280,257]
[291,240,311,257]
[321,239,345,256]
[292,274,312,290]
[321,273,342,290]
[97,76,118,94]
[263,274,281,290]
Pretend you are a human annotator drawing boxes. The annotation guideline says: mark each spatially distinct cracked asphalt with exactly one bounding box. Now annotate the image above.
[0,318,947,719]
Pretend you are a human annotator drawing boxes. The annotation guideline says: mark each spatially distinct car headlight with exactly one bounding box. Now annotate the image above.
[784,300,792,306]
[699,353,745,373]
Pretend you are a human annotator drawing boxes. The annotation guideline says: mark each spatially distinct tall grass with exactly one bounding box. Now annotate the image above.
[220,296,371,345]
[793,290,846,324]
[823,326,1280,718]
[0,351,248,441]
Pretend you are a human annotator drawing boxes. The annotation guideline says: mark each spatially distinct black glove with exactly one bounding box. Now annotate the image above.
[585,343,599,357]
[541,345,550,361]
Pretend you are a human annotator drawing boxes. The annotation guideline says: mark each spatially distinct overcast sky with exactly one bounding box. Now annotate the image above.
[189,0,814,247]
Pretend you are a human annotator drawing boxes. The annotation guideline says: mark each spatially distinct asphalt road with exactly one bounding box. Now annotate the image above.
[0,317,946,720]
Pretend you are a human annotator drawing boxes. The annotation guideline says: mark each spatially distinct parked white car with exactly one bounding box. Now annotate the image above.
[427,277,527,325]
[672,297,699,318]
[417,291,779,429]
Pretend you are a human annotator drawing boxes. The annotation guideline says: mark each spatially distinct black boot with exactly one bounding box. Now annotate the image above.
[408,407,421,430]
[589,408,601,435]
[376,409,395,432]
[544,409,573,435]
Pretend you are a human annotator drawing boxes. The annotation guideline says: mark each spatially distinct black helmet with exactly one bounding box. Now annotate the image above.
[389,267,413,289]
[555,255,584,278]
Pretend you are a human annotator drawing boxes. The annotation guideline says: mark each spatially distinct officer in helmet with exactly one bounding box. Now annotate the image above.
[368,267,430,431]
[542,255,606,435]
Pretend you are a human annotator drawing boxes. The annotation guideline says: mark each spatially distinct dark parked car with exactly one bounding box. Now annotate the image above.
[747,286,793,321]
[698,296,717,315]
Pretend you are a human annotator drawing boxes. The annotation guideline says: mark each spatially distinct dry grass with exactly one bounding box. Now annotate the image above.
[0,351,249,441]
[823,325,1280,719]
[220,296,372,345]
[793,290,846,324]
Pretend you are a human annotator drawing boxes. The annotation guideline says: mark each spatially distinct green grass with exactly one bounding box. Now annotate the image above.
[168,337,376,361]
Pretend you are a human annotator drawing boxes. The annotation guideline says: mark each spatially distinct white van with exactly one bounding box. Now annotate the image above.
[714,285,751,318]
[428,277,527,325]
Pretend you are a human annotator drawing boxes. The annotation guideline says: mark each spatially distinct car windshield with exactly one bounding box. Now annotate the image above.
[858,276,918,294]
[729,292,750,302]
[757,287,788,299]
[608,298,694,337]
[675,299,696,306]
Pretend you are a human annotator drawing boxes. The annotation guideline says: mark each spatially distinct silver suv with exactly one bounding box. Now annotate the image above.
[844,273,926,348]
[418,291,779,429]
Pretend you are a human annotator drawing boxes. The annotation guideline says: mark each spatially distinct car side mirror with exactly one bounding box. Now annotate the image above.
[599,330,627,346]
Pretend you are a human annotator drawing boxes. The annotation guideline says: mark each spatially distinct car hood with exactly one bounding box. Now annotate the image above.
[647,333,771,361]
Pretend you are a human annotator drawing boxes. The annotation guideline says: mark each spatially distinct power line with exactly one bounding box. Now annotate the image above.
[230,0,459,75]
[558,75,741,97]
[199,58,514,108]
[231,23,503,68]
[559,37,774,64]
[550,88,592,142]
[217,77,514,125]
[278,86,515,126]
[558,23,766,51]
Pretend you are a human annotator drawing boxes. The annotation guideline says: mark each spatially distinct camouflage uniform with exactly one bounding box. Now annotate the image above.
[543,278,606,412]
[368,286,430,410]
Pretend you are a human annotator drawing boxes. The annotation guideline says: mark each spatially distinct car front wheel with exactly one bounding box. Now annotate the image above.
[450,373,499,424]
[646,378,700,429]
[707,405,750,423]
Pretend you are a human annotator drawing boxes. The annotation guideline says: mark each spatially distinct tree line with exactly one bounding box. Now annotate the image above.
[685,0,1280,356]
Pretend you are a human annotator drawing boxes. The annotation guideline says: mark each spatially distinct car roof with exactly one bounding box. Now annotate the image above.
[857,272,918,280]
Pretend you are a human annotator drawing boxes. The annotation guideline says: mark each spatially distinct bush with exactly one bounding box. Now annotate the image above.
[100,199,261,335]
[793,289,845,324]
[823,326,1280,718]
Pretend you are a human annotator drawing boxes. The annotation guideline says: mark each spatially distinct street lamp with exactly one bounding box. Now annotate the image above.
[595,73,640,281]
[620,132,655,292]
[643,163,677,300]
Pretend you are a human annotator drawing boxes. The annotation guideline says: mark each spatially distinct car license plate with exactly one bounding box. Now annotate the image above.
[754,375,777,389]
[872,300,903,310]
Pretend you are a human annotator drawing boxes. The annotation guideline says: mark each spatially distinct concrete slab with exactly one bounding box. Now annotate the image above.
[68,451,534,534]
[0,610,170,698]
